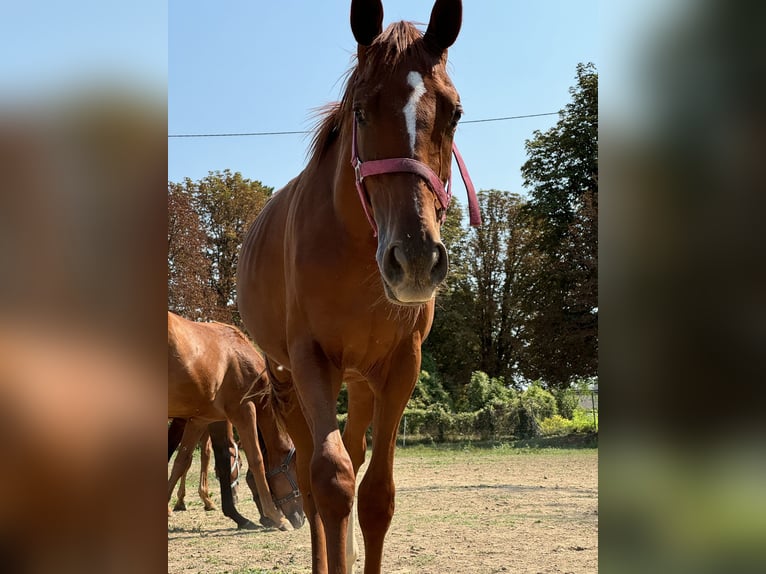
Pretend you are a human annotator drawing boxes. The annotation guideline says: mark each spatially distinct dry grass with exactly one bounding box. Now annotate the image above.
[168,444,597,573]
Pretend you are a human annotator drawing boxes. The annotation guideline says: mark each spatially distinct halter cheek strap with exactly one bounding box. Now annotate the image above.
[351,120,482,237]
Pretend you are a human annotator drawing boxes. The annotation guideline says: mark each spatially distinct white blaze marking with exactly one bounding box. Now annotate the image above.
[403,71,426,155]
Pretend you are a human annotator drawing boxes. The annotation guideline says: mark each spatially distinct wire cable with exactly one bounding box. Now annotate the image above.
[167,111,560,138]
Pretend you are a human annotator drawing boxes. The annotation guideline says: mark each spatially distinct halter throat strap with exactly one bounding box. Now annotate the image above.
[351,120,481,237]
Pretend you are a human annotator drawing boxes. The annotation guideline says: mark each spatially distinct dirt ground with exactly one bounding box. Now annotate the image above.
[168,445,598,573]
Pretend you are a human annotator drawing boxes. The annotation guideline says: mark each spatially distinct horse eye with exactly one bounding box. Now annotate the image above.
[353,106,366,124]
[451,106,463,128]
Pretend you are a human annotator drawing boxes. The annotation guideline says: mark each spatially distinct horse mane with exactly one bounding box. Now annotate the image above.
[210,320,251,342]
[308,20,439,168]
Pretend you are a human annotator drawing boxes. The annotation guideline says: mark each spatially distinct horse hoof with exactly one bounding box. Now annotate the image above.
[203,505,217,511]
[259,516,278,529]
[237,520,258,530]
[173,502,187,511]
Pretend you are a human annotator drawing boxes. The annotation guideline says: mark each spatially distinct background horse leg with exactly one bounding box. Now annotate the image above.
[209,421,257,530]
[175,469,188,511]
[197,430,217,510]
[247,428,267,521]
[342,382,375,574]
[168,418,186,462]
[168,419,205,512]
[226,401,287,530]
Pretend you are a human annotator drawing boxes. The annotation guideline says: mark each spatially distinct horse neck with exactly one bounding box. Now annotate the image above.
[325,121,376,242]
[256,404,290,463]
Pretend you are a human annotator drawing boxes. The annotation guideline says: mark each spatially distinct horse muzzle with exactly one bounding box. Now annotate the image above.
[378,238,448,305]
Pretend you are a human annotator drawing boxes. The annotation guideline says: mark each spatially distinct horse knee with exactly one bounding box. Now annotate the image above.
[310,449,355,520]
[358,477,394,528]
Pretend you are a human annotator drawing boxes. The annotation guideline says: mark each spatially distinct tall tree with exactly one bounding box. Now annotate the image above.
[192,170,273,326]
[519,62,598,387]
[167,180,216,320]
[424,199,480,403]
[466,190,541,387]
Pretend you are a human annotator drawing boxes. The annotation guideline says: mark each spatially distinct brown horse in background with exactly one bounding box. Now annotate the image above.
[238,1,474,571]
[169,419,240,513]
[168,312,304,530]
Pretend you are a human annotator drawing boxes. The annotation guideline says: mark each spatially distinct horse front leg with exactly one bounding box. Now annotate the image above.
[357,344,420,574]
[226,403,287,530]
[209,420,257,530]
[342,381,374,574]
[291,342,355,574]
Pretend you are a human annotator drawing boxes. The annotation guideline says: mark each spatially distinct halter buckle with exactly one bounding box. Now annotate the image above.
[352,158,363,183]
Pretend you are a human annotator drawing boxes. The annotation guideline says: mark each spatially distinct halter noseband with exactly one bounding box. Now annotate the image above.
[265,447,301,508]
[351,119,482,237]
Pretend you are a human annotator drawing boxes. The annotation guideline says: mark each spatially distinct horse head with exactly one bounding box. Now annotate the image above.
[348,0,465,305]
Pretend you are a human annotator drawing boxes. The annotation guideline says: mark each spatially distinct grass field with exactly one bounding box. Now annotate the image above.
[168,440,597,573]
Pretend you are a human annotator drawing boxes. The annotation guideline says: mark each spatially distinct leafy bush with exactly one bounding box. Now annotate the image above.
[421,403,453,442]
[408,370,452,410]
[337,383,349,414]
[571,407,598,432]
[553,387,579,419]
[475,398,519,440]
[463,371,513,412]
[452,411,478,439]
[539,414,574,436]
[517,382,557,437]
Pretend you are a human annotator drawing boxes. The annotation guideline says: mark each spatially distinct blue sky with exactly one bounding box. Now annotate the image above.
[1,1,166,98]
[169,1,598,197]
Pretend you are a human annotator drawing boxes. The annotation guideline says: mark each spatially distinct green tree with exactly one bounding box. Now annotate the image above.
[424,199,481,404]
[461,190,541,387]
[192,170,272,326]
[167,180,216,320]
[519,62,598,387]
[463,370,512,412]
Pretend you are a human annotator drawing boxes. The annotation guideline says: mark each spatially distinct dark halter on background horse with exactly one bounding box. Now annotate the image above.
[351,118,482,236]
[265,446,301,508]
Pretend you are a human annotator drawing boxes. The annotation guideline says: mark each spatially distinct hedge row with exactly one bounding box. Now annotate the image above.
[338,401,597,443]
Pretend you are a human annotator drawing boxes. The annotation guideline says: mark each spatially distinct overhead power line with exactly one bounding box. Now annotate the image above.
[167,111,559,139]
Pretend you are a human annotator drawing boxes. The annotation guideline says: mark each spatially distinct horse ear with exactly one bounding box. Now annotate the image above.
[424,0,463,53]
[350,0,384,46]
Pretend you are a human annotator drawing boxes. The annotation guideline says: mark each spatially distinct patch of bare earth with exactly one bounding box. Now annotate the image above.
[168,447,597,573]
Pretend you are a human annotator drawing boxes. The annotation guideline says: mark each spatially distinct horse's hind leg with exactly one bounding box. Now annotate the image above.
[168,418,187,462]
[209,420,256,530]
[174,469,188,511]
[197,431,217,511]
[168,419,205,511]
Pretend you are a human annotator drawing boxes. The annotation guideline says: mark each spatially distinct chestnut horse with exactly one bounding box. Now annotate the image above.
[169,419,294,528]
[168,312,304,530]
[169,419,240,513]
[238,1,477,571]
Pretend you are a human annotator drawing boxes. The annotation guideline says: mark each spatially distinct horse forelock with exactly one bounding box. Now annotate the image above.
[308,20,443,167]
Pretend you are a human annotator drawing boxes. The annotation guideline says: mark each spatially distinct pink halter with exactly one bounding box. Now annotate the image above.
[351,120,482,236]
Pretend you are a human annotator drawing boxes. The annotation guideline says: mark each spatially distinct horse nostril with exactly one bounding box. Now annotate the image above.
[430,242,448,284]
[391,245,407,272]
[383,243,406,281]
